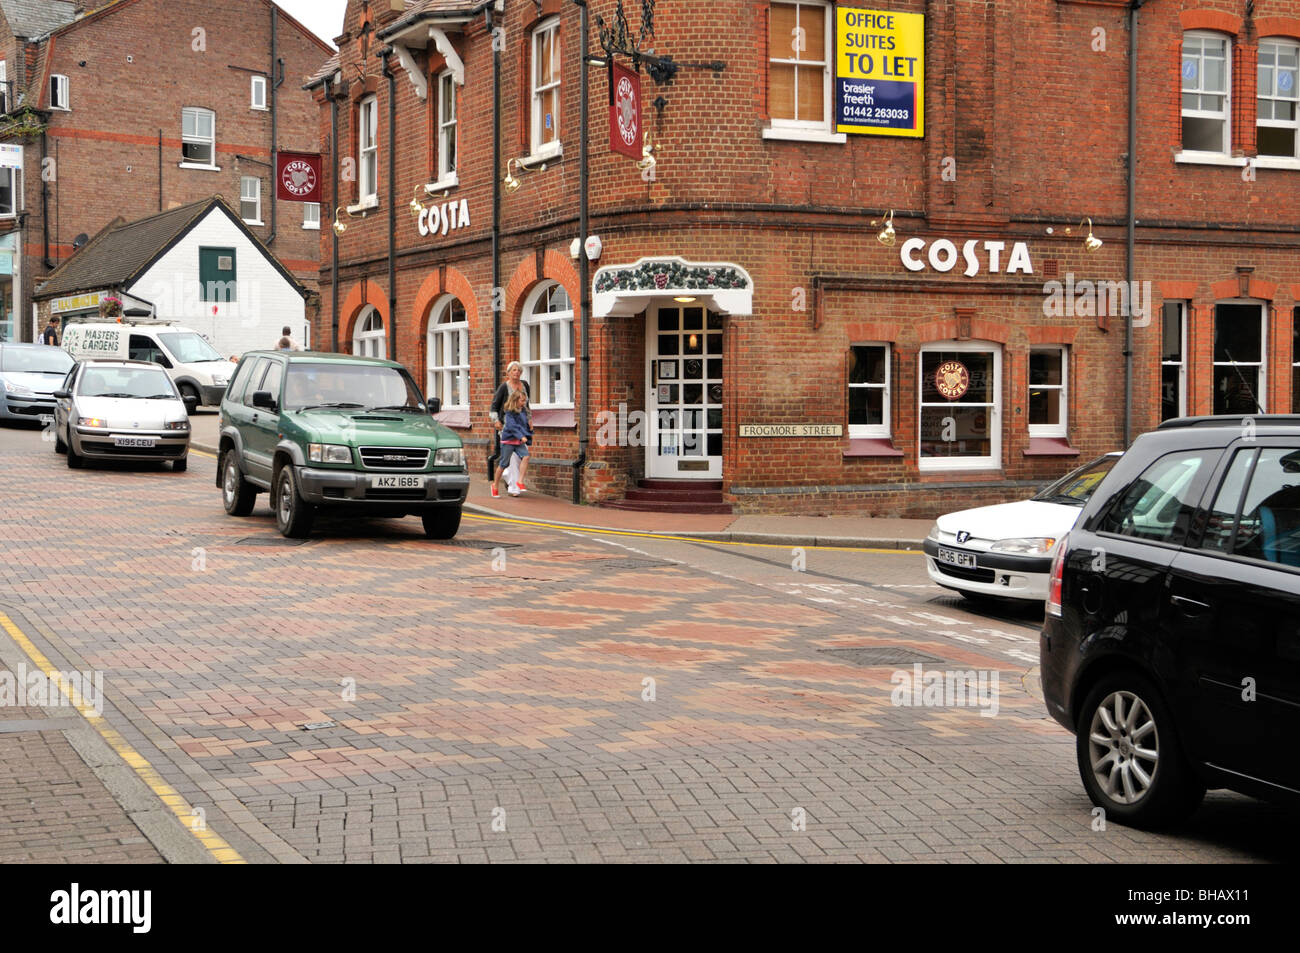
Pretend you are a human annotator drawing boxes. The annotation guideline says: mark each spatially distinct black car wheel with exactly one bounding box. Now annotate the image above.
[66,428,83,469]
[179,383,200,416]
[172,455,188,472]
[275,465,315,538]
[53,424,66,454]
[421,505,461,540]
[1075,672,1204,829]
[221,451,256,516]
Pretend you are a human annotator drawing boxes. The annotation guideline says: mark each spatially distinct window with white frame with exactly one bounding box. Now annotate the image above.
[0,62,8,114]
[1258,39,1300,157]
[848,344,890,438]
[1181,32,1231,155]
[251,75,268,110]
[521,282,574,407]
[1293,307,1300,414]
[49,73,69,110]
[1028,347,1068,438]
[437,70,457,183]
[303,202,320,229]
[1213,302,1266,414]
[919,343,1001,470]
[182,107,216,166]
[531,18,561,156]
[352,307,386,358]
[240,176,261,224]
[768,2,832,132]
[0,165,20,218]
[1161,301,1188,421]
[359,95,378,203]
[427,296,469,411]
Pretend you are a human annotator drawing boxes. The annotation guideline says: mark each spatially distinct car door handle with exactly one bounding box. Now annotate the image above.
[251,413,259,423]
[1171,594,1211,614]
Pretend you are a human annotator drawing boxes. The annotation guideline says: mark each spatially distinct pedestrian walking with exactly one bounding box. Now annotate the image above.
[41,317,60,346]
[488,361,530,482]
[492,386,531,498]
[281,326,303,351]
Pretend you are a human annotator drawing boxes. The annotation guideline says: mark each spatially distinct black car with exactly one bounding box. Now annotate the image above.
[1041,415,1300,828]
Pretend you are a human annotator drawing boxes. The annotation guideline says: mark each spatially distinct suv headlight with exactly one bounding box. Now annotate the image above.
[308,443,352,463]
[989,537,1058,556]
[3,380,34,397]
[434,447,465,468]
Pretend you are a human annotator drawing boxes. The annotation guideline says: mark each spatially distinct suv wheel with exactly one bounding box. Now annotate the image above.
[66,428,83,469]
[221,451,256,516]
[275,465,315,538]
[421,505,461,540]
[1075,672,1204,829]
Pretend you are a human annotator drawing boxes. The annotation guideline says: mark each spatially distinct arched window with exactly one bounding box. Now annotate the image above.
[352,307,386,358]
[427,296,469,410]
[520,282,574,407]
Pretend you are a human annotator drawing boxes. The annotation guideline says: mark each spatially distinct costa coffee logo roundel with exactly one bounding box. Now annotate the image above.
[616,74,638,147]
[934,360,970,400]
[281,158,317,198]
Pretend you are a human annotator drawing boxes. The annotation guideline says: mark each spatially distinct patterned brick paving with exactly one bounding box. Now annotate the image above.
[1,425,1293,862]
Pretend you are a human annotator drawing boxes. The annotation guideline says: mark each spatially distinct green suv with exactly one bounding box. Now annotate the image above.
[216,351,469,538]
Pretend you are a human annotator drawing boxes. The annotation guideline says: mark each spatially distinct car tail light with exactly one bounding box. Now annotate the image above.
[1046,533,1068,618]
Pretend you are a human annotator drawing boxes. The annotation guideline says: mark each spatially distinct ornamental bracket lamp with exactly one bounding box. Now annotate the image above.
[875,210,896,247]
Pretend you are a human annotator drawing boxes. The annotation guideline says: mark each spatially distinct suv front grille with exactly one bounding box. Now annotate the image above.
[358,446,430,470]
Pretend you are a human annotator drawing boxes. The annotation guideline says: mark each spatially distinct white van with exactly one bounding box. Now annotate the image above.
[61,319,233,412]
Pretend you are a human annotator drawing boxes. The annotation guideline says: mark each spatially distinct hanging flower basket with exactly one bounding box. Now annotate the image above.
[98,295,123,318]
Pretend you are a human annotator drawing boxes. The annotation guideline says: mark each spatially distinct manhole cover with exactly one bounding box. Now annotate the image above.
[441,539,521,550]
[235,537,310,547]
[584,558,671,571]
[817,647,947,666]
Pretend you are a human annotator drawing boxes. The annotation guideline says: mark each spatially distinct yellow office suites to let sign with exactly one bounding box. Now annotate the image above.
[836,8,924,138]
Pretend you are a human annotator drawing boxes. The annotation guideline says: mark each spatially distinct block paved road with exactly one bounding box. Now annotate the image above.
[0,421,1294,863]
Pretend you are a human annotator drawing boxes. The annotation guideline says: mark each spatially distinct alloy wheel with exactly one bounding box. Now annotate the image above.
[1087,690,1159,805]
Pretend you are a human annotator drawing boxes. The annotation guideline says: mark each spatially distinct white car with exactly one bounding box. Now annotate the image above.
[924,453,1122,602]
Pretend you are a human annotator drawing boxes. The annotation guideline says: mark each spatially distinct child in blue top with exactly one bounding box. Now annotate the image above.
[492,388,532,498]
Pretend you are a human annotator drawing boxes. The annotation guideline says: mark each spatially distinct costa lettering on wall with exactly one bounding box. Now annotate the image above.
[934,360,970,400]
[609,61,642,160]
[900,238,1034,276]
[416,199,471,238]
[276,151,321,203]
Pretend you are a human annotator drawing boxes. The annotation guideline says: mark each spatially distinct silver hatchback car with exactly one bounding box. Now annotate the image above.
[52,360,194,471]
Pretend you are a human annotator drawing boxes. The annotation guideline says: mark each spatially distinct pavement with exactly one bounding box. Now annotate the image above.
[187,411,932,549]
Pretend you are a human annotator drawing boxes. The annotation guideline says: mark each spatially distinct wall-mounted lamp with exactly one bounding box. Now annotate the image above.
[875,209,896,247]
[331,205,369,235]
[636,133,657,173]
[674,296,697,303]
[503,156,547,194]
[1065,218,1103,252]
[408,184,427,218]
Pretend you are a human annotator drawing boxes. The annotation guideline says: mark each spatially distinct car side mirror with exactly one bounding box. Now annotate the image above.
[428,397,441,415]
[156,355,173,369]
[53,389,70,399]
[182,394,199,409]
[252,390,277,411]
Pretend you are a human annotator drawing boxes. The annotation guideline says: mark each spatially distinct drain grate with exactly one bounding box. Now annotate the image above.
[817,647,947,666]
[235,537,310,547]
[441,539,521,550]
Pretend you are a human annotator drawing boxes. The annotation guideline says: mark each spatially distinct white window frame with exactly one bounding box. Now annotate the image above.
[521,281,575,409]
[530,18,562,160]
[240,175,262,225]
[302,202,320,230]
[1027,346,1068,439]
[848,343,890,439]
[181,107,217,169]
[359,95,378,206]
[426,295,469,412]
[918,341,1002,472]
[763,1,844,144]
[436,70,459,187]
[49,73,69,110]
[1179,31,1232,160]
[0,166,21,219]
[0,62,8,114]
[1161,301,1188,421]
[352,307,386,358]
[1213,300,1267,414]
[1257,39,1300,159]
[251,75,268,110]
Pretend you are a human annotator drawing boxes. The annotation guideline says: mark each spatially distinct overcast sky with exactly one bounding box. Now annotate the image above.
[275,0,349,49]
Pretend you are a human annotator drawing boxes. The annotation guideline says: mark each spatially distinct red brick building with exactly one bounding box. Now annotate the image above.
[309,0,1300,516]
[0,0,330,343]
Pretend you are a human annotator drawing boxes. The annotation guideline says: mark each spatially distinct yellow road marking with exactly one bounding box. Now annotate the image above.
[0,612,244,864]
[192,448,217,459]
[464,512,922,554]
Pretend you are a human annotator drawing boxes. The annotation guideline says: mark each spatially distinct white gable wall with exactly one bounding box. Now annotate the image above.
[129,211,306,358]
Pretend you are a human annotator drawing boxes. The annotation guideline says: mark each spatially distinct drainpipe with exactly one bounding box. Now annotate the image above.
[573,0,590,504]
[326,73,340,353]
[381,49,398,362]
[487,3,501,395]
[157,130,163,211]
[1124,1,1144,446]
[268,5,280,247]
[40,129,51,269]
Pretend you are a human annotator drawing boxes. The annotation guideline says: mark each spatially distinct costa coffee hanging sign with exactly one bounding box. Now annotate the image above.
[276,151,321,203]
[609,61,642,161]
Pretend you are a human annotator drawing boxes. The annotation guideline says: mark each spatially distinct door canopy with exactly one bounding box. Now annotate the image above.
[592,257,753,318]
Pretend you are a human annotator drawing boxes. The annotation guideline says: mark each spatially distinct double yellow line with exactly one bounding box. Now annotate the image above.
[0,612,243,863]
